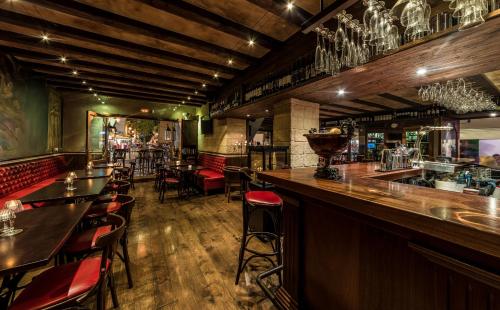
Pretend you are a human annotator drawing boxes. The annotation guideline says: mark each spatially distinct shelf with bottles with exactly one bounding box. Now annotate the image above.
[209,87,242,118]
[243,51,325,104]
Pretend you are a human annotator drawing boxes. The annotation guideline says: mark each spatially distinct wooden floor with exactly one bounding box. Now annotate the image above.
[105,182,275,309]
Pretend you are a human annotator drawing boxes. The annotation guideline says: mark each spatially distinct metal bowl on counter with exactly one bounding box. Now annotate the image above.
[304,120,355,180]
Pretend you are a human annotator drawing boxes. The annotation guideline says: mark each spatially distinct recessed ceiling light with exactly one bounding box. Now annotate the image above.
[89,87,93,91]
[248,39,255,46]
[93,93,97,97]
[59,56,67,63]
[416,68,427,76]
[82,80,86,84]
[182,100,185,104]
[41,33,50,42]
[286,2,294,10]
[227,58,233,65]
[337,89,345,96]
[490,112,497,117]
[187,96,191,100]
[213,73,219,79]
[194,90,198,95]
[72,70,78,75]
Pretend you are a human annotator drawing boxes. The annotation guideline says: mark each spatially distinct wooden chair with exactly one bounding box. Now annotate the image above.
[10,214,126,310]
[223,166,241,202]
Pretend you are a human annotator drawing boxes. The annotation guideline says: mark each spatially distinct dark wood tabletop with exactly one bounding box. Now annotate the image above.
[20,178,110,204]
[0,202,92,275]
[55,168,113,181]
[93,163,119,169]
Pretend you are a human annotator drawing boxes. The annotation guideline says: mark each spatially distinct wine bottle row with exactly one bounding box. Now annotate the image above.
[325,107,448,126]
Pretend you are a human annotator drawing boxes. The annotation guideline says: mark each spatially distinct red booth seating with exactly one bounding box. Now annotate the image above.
[197,153,227,195]
[0,155,68,209]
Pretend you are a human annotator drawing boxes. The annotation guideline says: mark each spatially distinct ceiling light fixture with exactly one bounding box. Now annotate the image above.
[93,93,97,97]
[182,100,185,104]
[248,39,255,46]
[227,58,233,65]
[82,80,86,84]
[337,89,345,96]
[416,67,427,76]
[187,96,191,100]
[194,90,198,95]
[59,56,67,63]
[202,83,206,88]
[490,112,497,117]
[286,2,294,10]
[41,33,50,42]
[72,70,78,75]
[213,73,219,79]
[88,87,93,91]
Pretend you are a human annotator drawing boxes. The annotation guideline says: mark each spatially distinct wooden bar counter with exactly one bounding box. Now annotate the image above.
[258,163,500,309]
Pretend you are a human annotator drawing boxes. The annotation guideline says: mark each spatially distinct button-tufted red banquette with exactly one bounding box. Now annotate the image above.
[197,153,227,195]
[0,155,68,209]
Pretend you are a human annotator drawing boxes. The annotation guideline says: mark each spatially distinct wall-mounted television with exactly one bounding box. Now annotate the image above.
[201,118,213,135]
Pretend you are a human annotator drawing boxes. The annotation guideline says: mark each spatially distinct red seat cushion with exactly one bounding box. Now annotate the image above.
[10,257,106,310]
[245,191,282,206]
[86,202,122,218]
[164,178,180,184]
[64,225,112,254]
[197,169,223,180]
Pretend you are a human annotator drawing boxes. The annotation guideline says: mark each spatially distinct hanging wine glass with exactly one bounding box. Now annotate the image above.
[314,26,323,71]
[334,11,347,52]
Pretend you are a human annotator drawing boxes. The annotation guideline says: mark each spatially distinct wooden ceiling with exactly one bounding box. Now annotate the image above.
[0,0,319,106]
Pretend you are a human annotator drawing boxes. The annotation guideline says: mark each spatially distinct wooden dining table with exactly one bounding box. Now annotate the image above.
[20,178,110,205]
[55,168,114,181]
[0,202,92,309]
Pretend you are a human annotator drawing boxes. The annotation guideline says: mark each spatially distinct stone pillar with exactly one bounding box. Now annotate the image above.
[273,98,319,168]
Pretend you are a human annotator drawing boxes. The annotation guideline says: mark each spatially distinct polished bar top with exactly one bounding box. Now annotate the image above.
[258,163,500,258]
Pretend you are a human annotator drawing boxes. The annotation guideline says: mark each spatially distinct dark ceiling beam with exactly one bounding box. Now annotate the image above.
[351,99,395,110]
[322,103,370,114]
[301,0,359,33]
[0,9,239,76]
[136,0,281,49]
[14,56,212,90]
[49,84,203,107]
[320,109,349,117]
[246,0,312,27]
[47,81,205,103]
[45,77,206,101]
[0,35,222,85]
[468,74,500,97]
[20,0,258,65]
[31,67,211,97]
[379,93,422,108]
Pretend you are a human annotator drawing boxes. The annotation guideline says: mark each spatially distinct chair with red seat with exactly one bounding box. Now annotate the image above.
[64,195,136,289]
[235,170,283,285]
[10,214,126,310]
[159,168,181,203]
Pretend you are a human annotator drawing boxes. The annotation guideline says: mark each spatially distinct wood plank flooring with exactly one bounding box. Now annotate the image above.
[109,182,275,309]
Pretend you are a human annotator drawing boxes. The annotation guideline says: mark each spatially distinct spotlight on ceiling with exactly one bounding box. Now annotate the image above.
[202,83,207,88]
[194,90,198,95]
[88,87,93,91]
[286,1,294,10]
[337,89,345,96]
[82,80,86,84]
[59,56,67,63]
[213,73,219,79]
[248,39,255,46]
[227,58,233,65]
[93,93,97,97]
[41,33,50,42]
[72,70,78,75]
[490,112,497,117]
[416,67,427,76]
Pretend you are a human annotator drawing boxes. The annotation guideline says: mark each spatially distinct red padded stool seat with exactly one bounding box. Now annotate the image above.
[64,225,112,254]
[10,257,109,310]
[245,191,283,206]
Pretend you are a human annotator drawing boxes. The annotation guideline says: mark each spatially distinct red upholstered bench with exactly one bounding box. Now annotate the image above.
[0,155,68,209]
[197,153,227,195]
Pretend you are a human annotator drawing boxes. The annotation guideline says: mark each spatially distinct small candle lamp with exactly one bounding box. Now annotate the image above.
[188,164,192,170]
[0,200,24,236]
[64,176,76,191]
[68,171,77,180]
[86,161,94,175]
[176,160,181,166]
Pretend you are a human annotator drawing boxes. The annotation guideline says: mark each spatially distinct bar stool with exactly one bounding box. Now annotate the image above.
[235,170,283,285]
